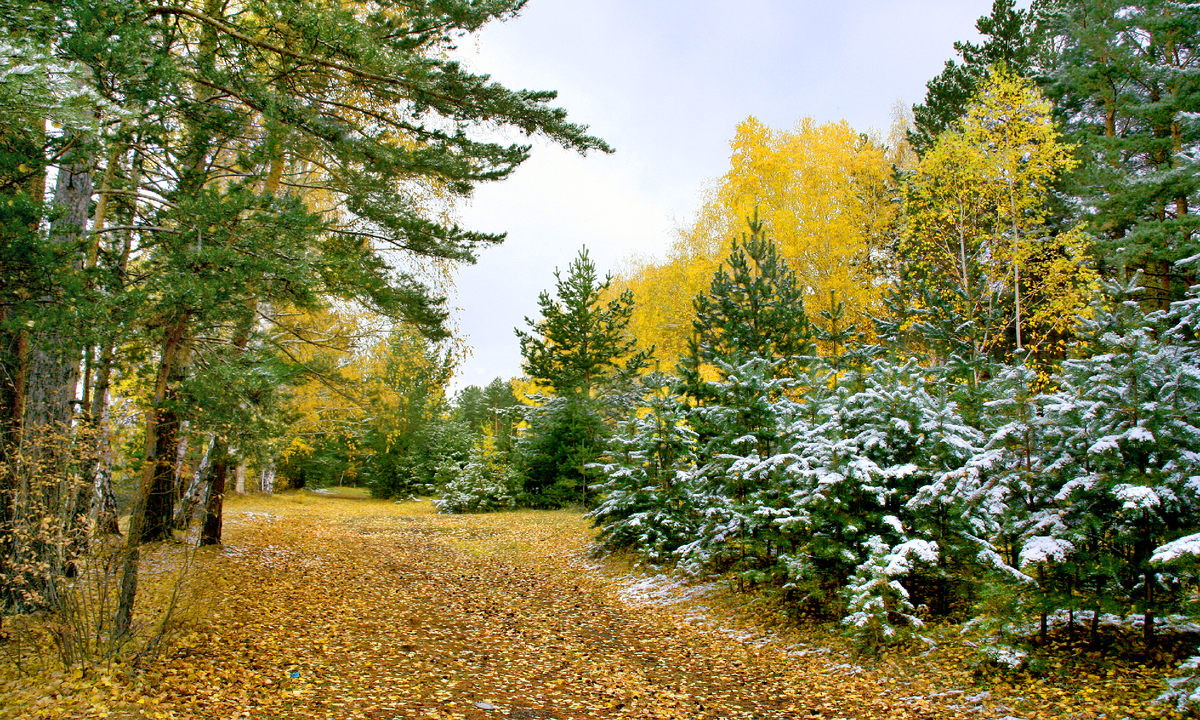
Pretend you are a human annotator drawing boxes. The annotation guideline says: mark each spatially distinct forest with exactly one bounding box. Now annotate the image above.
[2,0,1200,717]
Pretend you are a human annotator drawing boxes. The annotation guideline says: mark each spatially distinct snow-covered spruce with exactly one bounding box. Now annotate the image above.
[433,438,518,514]
[590,374,702,562]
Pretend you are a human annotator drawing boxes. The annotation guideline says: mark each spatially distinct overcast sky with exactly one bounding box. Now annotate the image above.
[447,0,1006,393]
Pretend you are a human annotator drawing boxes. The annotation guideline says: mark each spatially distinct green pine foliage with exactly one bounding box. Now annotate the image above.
[517,248,650,399]
[1042,0,1200,302]
[453,379,520,453]
[515,248,650,507]
[679,213,813,406]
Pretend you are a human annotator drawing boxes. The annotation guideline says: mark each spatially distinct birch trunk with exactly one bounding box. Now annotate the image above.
[259,462,276,496]
[174,435,214,529]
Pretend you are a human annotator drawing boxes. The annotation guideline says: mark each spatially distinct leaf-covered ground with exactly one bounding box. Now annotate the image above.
[4,493,1184,719]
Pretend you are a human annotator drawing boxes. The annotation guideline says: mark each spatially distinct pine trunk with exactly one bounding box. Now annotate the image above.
[0,134,94,610]
[142,400,183,543]
[83,146,133,539]
[136,317,191,544]
[200,452,229,546]
[116,315,191,633]
[198,298,259,543]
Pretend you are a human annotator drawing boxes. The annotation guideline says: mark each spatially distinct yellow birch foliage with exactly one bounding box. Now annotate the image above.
[902,69,1098,359]
[276,308,453,470]
[615,116,897,369]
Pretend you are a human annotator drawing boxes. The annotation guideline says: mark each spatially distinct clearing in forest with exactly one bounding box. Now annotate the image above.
[3,493,1178,719]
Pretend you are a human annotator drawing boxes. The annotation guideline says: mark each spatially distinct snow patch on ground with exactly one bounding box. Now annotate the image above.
[250,543,300,568]
[582,560,783,649]
[224,511,282,527]
[607,569,840,658]
[829,662,864,675]
[615,573,718,607]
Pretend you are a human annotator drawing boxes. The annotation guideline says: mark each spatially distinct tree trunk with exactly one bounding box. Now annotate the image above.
[135,317,191,544]
[116,314,191,633]
[174,435,214,529]
[1,134,95,608]
[200,453,228,546]
[92,455,120,536]
[142,403,183,542]
[259,462,276,496]
[84,338,119,536]
[141,330,191,543]
[198,296,260,544]
[22,135,92,438]
[173,422,190,503]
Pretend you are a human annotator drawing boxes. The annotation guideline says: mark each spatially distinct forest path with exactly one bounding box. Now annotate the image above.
[145,494,950,720]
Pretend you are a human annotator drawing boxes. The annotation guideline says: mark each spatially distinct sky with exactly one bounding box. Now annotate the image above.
[447,0,1005,393]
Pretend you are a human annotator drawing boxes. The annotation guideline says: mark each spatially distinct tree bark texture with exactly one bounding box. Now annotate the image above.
[174,435,214,529]
[200,454,228,546]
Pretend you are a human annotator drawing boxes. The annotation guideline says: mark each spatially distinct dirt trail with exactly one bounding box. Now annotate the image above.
[144,495,946,719]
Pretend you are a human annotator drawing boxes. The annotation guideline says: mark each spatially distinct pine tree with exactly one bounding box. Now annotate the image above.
[516,248,650,506]
[1,0,614,631]
[667,216,817,581]
[1042,0,1200,303]
[518,248,649,399]
[909,0,1042,154]
[679,213,813,406]
[434,434,518,514]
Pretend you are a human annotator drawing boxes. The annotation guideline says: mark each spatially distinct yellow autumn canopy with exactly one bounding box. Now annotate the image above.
[614,116,898,368]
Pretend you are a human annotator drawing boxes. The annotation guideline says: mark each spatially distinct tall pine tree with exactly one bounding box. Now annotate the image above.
[909,0,1042,155]
[1042,0,1200,304]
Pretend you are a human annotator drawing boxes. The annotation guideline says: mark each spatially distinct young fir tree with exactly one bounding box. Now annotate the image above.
[434,434,518,514]
[1040,276,1200,648]
[766,359,981,613]
[668,215,813,582]
[943,361,1068,642]
[515,248,650,507]
[590,372,700,562]
[678,356,797,581]
[840,534,936,655]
